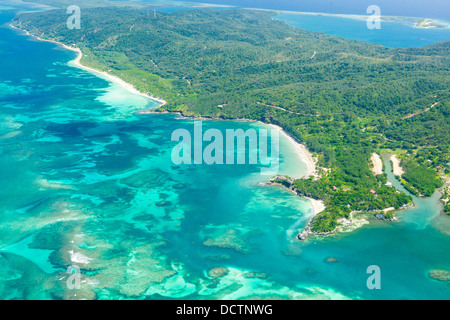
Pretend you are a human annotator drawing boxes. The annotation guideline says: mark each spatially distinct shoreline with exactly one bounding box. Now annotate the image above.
[140,109,317,180]
[270,179,325,217]
[67,46,168,106]
[268,179,327,240]
[266,123,316,179]
[10,23,411,243]
[271,175,413,241]
[11,22,328,241]
[306,196,326,216]
[9,23,167,106]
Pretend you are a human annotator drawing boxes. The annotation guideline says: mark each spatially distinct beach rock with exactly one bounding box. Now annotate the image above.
[155,200,171,207]
[375,212,396,222]
[244,272,268,279]
[120,169,163,188]
[297,230,309,241]
[208,267,229,278]
[203,228,254,254]
[429,269,450,282]
[337,218,352,227]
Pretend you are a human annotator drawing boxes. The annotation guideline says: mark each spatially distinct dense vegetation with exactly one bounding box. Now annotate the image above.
[400,158,444,197]
[13,7,449,232]
[290,172,411,232]
[441,186,450,215]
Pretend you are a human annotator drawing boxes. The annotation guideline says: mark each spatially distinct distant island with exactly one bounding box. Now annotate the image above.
[268,10,450,29]
[12,5,449,234]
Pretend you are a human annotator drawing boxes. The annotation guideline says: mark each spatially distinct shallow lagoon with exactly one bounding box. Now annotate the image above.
[276,12,450,48]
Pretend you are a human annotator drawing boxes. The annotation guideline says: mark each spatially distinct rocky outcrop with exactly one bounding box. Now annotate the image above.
[207,267,229,278]
[429,269,450,282]
[375,212,397,222]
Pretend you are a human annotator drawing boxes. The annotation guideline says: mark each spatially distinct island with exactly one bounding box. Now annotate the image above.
[12,4,449,235]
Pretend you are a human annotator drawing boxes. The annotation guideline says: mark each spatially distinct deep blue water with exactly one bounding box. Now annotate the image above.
[0,2,449,300]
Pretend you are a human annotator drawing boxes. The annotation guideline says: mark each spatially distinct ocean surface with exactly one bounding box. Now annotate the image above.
[186,0,450,21]
[275,13,450,48]
[143,0,450,48]
[0,2,449,300]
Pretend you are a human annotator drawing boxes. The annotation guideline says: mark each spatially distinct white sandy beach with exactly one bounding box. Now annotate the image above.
[391,155,404,176]
[67,46,167,106]
[306,197,326,216]
[9,24,167,106]
[264,124,323,225]
[267,123,316,179]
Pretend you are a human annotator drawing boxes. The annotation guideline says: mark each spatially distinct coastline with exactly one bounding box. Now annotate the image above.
[12,23,412,243]
[9,23,167,106]
[11,22,328,241]
[67,46,167,106]
[270,178,325,217]
[141,109,317,180]
[306,196,325,216]
[268,178,327,240]
[272,172,413,241]
[266,123,316,179]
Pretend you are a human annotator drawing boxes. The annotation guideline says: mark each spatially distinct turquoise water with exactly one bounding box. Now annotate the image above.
[276,13,450,48]
[0,3,449,300]
[139,0,450,48]
[186,0,450,21]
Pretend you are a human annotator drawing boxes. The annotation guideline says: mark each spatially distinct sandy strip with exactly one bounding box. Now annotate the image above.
[370,153,383,175]
[306,197,325,216]
[67,46,167,106]
[9,24,167,106]
[391,155,404,176]
[267,124,316,179]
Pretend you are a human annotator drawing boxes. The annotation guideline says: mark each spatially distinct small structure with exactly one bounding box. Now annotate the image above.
[370,189,377,194]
